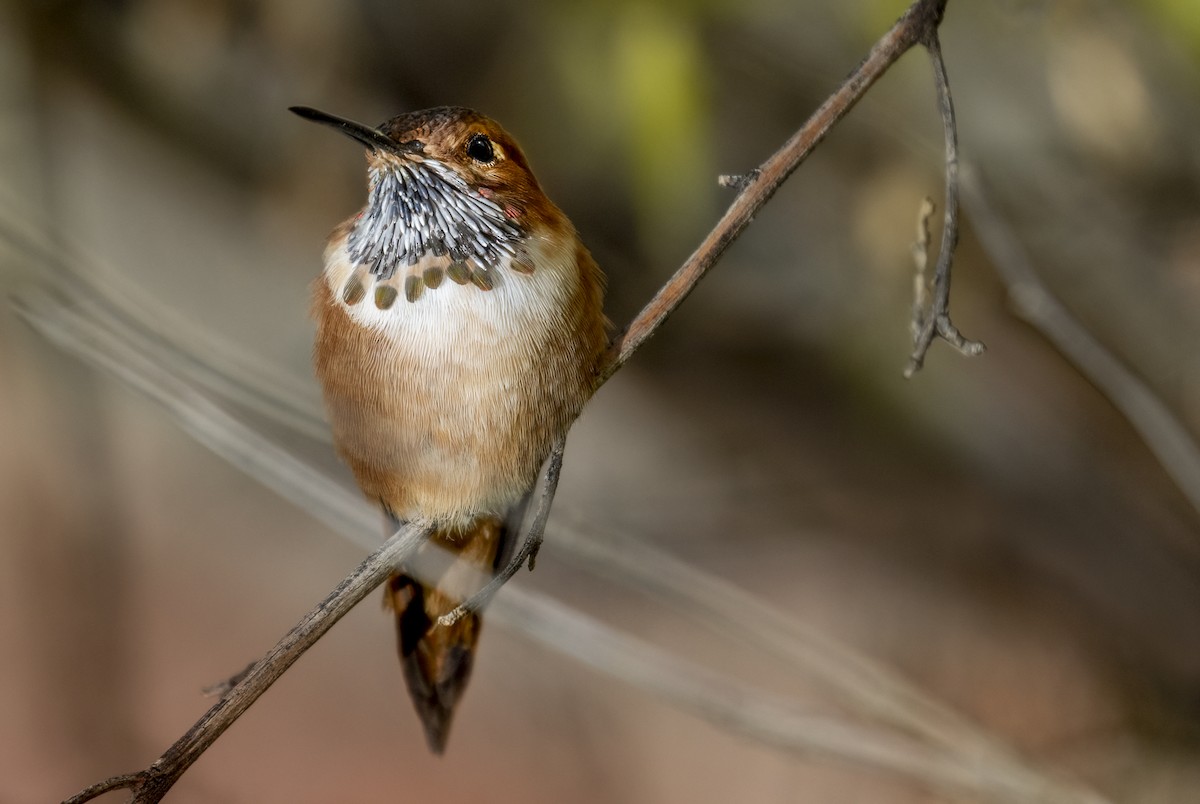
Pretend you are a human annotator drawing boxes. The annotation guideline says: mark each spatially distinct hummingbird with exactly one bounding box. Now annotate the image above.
[290,105,607,753]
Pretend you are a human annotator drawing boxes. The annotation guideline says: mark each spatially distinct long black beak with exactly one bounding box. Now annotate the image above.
[289,106,422,156]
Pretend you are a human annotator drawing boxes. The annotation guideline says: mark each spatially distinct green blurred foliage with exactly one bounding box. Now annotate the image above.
[1139,0,1200,63]
[549,3,714,261]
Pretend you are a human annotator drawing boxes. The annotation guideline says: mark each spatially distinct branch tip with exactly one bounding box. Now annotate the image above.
[62,772,148,804]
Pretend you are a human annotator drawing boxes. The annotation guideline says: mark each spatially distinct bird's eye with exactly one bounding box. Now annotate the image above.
[466,133,495,164]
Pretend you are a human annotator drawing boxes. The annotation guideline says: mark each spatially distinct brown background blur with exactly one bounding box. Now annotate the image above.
[2,1,1200,802]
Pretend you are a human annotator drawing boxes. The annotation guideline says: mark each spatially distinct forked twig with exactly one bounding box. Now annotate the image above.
[601,0,961,384]
[904,29,985,377]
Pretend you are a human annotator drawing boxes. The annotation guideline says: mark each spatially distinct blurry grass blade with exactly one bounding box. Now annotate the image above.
[962,167,1200,526]
[10,286,369,542]
[0,191,328,442]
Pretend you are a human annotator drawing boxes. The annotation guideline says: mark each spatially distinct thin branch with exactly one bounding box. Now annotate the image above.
[438,436,566,627]
[63,520,433,804]
[904,29,985,377]
[63,774,146,804]
[961,168,1200,524]
[598,0,956,385]
[0,200,328,442]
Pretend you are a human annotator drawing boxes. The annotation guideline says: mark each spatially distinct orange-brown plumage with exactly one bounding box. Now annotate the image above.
[297,105,606,752]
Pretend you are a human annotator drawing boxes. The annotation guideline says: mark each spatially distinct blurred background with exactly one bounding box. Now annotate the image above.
[2,0,1199,801]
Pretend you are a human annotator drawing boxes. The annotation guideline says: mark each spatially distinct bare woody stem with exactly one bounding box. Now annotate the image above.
[64,522,433,804]
[904,28,984,377]
[444,0,965,630]
[598,0,951,385]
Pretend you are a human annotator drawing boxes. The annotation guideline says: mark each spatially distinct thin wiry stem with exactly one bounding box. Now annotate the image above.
[961,167,1200,526]
[438,436,565,627]
[0,204,328,442]
[904,29,985,377]
[599,0,959,384]
[62,519,433,803]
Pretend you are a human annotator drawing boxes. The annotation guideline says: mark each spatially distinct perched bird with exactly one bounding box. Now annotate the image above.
[292,105,607,752]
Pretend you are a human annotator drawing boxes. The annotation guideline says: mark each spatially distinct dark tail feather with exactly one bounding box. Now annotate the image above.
[383,516,508,754]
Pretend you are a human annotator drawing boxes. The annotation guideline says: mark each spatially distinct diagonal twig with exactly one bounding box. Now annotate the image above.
[961,167,1200,525]
[438,436,565,627]
[62,520,432,804]
[600,0,962,384]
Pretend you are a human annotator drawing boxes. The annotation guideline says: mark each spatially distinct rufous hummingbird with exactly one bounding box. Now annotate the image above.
[291,105,608,753]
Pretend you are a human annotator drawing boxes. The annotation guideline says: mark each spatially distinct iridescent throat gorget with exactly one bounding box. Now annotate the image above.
[347,158,525,281]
